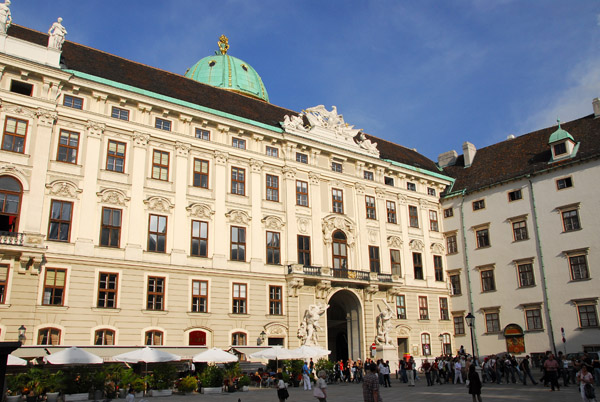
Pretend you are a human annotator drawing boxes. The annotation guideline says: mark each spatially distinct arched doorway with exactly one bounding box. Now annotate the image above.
[0,176,22,233]
[327,289,362,362]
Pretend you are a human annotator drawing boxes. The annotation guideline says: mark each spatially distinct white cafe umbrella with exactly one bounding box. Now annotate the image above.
[7,354,27,366]
[113,347,181,363]
[249,346,294,361]
[192,347,238,363]
[289,345,331,360]
[43,346,103,365]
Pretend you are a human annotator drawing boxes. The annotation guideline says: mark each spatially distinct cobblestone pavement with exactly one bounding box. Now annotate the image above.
[144,381,586,402]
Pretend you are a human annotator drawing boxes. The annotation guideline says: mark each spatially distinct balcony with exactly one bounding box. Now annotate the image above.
[0,231,24,246]
[286,264,401,287]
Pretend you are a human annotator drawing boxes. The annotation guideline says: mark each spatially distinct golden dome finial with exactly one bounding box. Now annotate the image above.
[218,35,229,55]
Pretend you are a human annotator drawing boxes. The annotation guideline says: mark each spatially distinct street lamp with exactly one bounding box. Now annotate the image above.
[438,334,444,355]
[257,330,266,346]
[18,325,26,344]
[465,312,475,357]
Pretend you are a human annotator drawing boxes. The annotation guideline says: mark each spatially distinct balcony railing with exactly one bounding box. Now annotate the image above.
[288,265,395,283]
[332,268,370,281]
[0,231,24,246]
[287,265,322,276]
[378,273,393,282]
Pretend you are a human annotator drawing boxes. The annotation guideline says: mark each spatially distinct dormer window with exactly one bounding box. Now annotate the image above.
[553,142,567,156]
[548,120,578,162]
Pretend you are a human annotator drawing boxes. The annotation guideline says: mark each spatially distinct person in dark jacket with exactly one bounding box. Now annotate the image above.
[468,364,482,402]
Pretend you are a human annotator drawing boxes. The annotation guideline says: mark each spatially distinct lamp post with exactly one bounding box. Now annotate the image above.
[18,325,26,344]
[257,330,266,346]
[438,334,444,355]
[465,312,475,357]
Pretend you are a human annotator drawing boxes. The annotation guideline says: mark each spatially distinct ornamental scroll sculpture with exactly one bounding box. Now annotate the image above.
[297,303,329,347]
[374,300,395,346]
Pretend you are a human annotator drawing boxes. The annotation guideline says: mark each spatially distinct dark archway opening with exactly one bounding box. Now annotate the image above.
[327,290,362,362]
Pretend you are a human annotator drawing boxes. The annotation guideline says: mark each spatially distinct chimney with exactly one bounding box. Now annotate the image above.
[462,142,477,168]
[593,98,600,118]
[438,150,458,168]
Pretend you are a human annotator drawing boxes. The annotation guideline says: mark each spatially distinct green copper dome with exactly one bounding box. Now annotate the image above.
[548,120,574,144]
[185,35,269,102]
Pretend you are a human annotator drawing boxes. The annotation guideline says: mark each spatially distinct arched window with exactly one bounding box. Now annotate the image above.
[421,333,431,356]
[441,333,452,355]
[189,330,207,346]
[0,176,22,233]
[231,332,246,346]
[38,327,61,345]
[94,329,115,345]
[145,330,163,345]
[332,230,348,271]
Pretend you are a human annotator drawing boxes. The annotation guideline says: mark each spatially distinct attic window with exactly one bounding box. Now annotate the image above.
[553,142,567,156]
[241,64,248,72]
[10,80,33,96]
[208,60,216,67]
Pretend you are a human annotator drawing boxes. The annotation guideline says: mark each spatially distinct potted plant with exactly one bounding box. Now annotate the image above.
[119,369,144,398]
[176,375,197,394]
[198,365,223,394]
[5,373,27,402]
[237,375,251,392]
[44,371,64,402]
[62,368,93,401]
[148,363,176,396]
[223,362,240,392]
[90,369,106,401]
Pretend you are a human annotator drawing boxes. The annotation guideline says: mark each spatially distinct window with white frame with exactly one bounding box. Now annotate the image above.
[565,250,589,281]
[266,146,278,157]
[484,311,501,333]
[525,307,543,330]
[421,333,431,355]
[195,128,210,140]
[575,302,598,328]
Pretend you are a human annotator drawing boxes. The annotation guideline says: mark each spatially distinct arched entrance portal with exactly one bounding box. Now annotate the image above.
[327,290,362,362]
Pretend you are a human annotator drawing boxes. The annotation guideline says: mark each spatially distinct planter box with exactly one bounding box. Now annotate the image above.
[46,392,60,402]
[201,387,221,394]
[134,392,144,398]
[150,390,172,397]
[241,386,249,392]
[64,393,88,402]
[7,396,22,402]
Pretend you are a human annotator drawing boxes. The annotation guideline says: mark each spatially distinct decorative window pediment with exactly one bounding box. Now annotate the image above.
[45,180,82,199]
[143,196,173,213]
[97,188,129,206]
[225,209,251,225]
[186,203,214,219]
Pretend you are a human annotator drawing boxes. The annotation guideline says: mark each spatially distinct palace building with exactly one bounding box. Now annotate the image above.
[0,16,455,364]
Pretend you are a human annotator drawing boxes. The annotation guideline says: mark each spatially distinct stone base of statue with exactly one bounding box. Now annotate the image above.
[376,345,399,375]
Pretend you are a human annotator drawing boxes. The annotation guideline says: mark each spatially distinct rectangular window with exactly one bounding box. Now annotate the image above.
[296,152,308,164]
[148,214,167,253]
[472,199,485,210]
[508,189,522,202]
[0,265,8,304]
[369,246,380,273]
[191,220,208,257]
[269,285,283,315]
[454,316,465,335]
[331,161,343,173]
[10,80,33,96]
[512,220,529,241]
[230,226,246,261]
[155,117,171,131]
[450,274,462,295]
[407,182,416,191]
[517,263,535,287]
[556,177,573,189]
[577,305,598,328]
[569,255,589,280]
[151,150,169,181]
[419,296,429,320]
[63,94,83,110]
[195,128,210,140]
[231,167,245,195]
[439,298,449,320]
[106,140,126,173]
[57,129,79,164]
[296,180,309,206]
[145,330,163,346]
[365,196,376,219]
[384,176,394,186]
[364,171,374,181]
[266,231,281,265]
[413,252,423,280]
[111,106,129,120]
[2,117,28,153]
[232,138,246,149]
[429,210,439,231]
[386,201,397,223]
[476,228,490,248]
[100,207,121,248]
[481,269,496,292]
[97,272,118,308]
[147,276,165,310]
[562,209,581,232]
[485,312,501,333]
[396,295,406,319]
[409,205,419,228]
[297,235,311,266]
[37,328,60,345]
[266,146,279,157]
[232,283,247,314]
[444,208,454,218]
[48,200,73,242]
[332,188,344,213]
[191,280,208,313]
[43,268,66,306]
[446,235,458,254]
[266,174,279,202]
[390,249,401,276]
[554,142,567,156]
[525,308,543,330]
[193,159,209,188]
[427,187,436,196]
[434,255,444,281]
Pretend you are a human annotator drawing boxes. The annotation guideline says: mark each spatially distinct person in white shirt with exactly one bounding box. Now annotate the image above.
[454,359,464,384]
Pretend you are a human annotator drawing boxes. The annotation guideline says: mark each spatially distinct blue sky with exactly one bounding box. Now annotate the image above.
[12,1,600,161]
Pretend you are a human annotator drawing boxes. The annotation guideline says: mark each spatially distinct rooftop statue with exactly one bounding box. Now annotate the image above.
[218,34,229,55]
[48,17,67,50]
[0,0,11,34]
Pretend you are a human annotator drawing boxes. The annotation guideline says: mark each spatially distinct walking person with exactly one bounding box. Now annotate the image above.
[277,373,289,402]
[314,370,328,402]
[382,361,392,387]
[468,364,483,402]
[363,363,383,402]
[577,365,596,402]
[302,360,312,390]
[520,355,538,385]
[422,359,433,386]
[543,353,560,392]
[406,356,415,386]
[454,358,464,384]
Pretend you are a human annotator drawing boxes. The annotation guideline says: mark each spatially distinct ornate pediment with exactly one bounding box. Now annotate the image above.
[45,180,82,199]
[187,203,214,219]
[281,105,380,158]
[431,242,445,254]
[97,188,129,206]
[144,196,173,213]
[261,215,285,230]
[409,239,425,251]
[387,236,403,248]
[322,214,356,246]
[225,209,251,225]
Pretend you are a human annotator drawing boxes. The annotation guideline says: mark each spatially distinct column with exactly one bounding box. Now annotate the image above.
[249,159,263,271]
[170,141,190,266]
[124,132,149,261]
[211,150,228,267]
[282,166,297,264]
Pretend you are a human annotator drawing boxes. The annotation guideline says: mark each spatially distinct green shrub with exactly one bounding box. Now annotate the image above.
[315,358,334,373]
[148,364,177,390]
[199,365,223,388]
[177,375,197,393]
[237,375,251,387]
